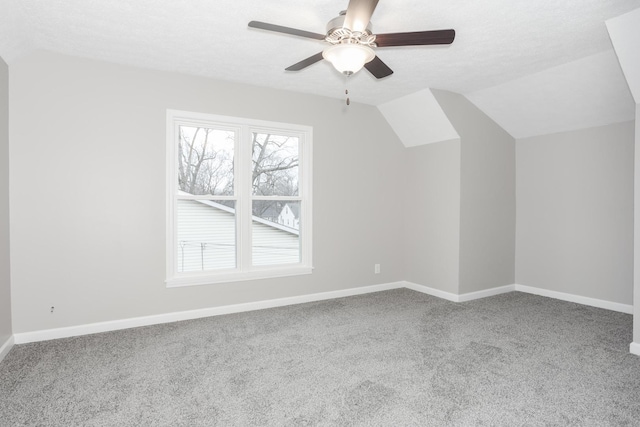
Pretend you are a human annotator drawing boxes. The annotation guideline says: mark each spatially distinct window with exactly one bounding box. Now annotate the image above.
[166,110,312,287]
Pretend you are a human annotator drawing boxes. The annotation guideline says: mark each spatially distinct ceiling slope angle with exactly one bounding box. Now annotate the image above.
[377,88,459,147]
[607,8,640,103]
[465,50,636,139]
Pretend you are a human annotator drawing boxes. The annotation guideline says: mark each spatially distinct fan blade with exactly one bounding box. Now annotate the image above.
[285,52,324,71]
[248,21,325,40]
[375,29,455,47]
[344,0,379,33]
[364,55,393,79]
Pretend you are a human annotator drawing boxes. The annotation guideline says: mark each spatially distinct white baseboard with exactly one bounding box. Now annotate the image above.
[13,282,405,344]
[514,284,633,314]
[403,281,460,302]
[404,281,515,302]
[0,335,14,362]
[630,342,640,356]
[457,284,516,302]
[10,280,635,347]
[403,281,632,314]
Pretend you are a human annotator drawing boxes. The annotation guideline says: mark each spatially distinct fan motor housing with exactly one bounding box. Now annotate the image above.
[326,10,372,37]
[325,10,376,46]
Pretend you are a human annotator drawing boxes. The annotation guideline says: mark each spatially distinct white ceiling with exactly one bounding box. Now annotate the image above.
[1,0,639,138]
[607,8,640,103]
[378,89,459,147]
[466,50,636,139]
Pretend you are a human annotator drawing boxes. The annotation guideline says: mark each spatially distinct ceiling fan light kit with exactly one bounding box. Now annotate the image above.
[323,43,375,75]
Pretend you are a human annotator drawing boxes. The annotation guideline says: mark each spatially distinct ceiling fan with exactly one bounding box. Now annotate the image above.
[248,0,455,79]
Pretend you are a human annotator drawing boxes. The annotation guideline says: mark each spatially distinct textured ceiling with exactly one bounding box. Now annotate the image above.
[1,0,639,137]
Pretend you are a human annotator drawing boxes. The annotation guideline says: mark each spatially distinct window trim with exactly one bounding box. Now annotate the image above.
[166,109,313,287]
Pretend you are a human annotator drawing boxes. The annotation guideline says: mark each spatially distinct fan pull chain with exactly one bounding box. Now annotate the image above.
[345,74,351,106]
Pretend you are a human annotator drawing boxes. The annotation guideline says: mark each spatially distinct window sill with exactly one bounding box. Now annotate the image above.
[166,266,313,288]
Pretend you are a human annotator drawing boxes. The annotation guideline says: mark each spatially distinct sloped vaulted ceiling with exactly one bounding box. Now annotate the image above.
[466,50,636,139]
[377,89,459,148]
[607,8,640,103]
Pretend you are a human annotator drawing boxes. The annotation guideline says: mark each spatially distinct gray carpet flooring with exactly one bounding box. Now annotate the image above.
[1,289,639,426]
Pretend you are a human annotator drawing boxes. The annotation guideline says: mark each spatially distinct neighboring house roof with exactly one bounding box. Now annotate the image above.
[178,192,298,235]
[198,199,299,235]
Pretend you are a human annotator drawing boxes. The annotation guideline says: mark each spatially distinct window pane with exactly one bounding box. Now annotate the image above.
[252,133,299,196]
[177,199,236,272]
[178,126,234,196]
[252,201,300,266]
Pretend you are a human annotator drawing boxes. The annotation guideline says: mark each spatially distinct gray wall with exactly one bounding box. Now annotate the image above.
[516,121,634,305]
[403,140,461,294]
[9,51,406,334]
[434,90,516,294]
[0,56,11,346]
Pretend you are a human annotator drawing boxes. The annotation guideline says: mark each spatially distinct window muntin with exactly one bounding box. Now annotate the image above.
[166,110,312,286]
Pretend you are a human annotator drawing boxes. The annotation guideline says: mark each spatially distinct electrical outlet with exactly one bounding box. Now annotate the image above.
[374,264,380,274]
[50,306,55,314]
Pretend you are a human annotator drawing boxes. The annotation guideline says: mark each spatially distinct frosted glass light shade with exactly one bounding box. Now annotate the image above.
[322,44,375,75]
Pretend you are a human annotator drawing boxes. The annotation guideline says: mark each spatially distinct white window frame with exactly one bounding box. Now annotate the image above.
[166,109,313,287]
